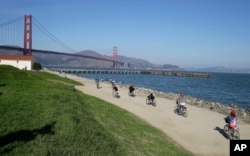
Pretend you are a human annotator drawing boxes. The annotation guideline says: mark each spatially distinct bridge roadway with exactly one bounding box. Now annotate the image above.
[51,68,211,78]
[0,45,124,65]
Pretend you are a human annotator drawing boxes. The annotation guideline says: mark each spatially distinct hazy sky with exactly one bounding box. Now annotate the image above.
[1,0,250,68]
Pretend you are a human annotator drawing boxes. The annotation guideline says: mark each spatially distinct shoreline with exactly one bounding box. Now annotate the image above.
[83,75,250,120]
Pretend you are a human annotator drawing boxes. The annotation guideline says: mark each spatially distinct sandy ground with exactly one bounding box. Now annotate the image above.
[52,72,250,156]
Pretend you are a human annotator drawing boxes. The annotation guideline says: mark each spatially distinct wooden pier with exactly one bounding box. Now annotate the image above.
[51,68,211,78]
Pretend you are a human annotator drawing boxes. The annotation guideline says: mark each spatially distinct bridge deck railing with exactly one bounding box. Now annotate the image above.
[50,68,211,78]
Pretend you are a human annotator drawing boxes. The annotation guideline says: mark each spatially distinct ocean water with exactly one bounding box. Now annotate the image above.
[76,72,250,109]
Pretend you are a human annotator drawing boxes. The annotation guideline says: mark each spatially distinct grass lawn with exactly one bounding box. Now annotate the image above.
[0,65,192,156]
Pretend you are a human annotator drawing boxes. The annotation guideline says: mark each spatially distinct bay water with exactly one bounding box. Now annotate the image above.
[76,72,250,109]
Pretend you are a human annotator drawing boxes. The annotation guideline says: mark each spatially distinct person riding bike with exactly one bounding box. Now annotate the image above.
[95,77,100,88]
[147,93,155,102]
[112,84,119,97]
[129,84,135,95]
[225,109,237,129]
[176,93,186,115]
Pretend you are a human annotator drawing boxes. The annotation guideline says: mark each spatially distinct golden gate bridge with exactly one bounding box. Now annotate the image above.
[0,15,124,68]
[0,15,212,78]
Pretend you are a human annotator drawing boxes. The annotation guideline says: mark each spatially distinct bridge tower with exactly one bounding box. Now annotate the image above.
[23,15,32,55]
[112,46,118,68]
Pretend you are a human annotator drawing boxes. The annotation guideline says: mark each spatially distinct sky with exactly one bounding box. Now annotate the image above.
[0,0,250,68]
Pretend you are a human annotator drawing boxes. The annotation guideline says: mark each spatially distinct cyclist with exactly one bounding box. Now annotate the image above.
[112,84,119,97]
[129,84,135,95]
[147,93,155,102]
[95,77,100,88]
[225,109,237,129]
[176,93,186,115]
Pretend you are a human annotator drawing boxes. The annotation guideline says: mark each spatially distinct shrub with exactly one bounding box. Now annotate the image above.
[32,62,42,70]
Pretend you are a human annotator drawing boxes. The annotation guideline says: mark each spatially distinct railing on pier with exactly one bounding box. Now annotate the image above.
[50,68,211,78]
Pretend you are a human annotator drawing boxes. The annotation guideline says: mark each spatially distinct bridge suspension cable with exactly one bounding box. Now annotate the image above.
[32,17,77,53]
[0,16,23,27]
[0,15,77,53]
[0,16,23,47]
[0,15,126,66]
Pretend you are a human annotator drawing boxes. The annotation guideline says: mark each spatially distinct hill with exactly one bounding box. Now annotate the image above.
[0,49,182,70]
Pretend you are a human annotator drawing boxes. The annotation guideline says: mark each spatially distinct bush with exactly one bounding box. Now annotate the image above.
[32,62,42,70]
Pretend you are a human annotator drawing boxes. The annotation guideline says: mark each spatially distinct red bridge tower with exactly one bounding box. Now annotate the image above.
[23,15,32,55]
[112,46,118,68]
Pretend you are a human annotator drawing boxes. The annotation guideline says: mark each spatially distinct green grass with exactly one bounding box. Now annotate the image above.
[0,65,192,156]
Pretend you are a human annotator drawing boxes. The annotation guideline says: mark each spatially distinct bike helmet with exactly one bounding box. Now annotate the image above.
[230,109,236,116]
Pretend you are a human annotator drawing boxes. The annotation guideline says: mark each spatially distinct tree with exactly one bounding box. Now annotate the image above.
[32,62,42,70]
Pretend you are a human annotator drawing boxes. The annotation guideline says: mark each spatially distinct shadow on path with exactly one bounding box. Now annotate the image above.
[214,126,228,139]
[0,122,56,154]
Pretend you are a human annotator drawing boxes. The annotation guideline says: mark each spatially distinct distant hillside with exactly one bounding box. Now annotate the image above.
[117,55,182,70]
[0,49,182,70]
[187,66,250,74]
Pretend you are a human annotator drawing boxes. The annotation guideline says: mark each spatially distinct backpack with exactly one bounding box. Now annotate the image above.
[225,115,234,123]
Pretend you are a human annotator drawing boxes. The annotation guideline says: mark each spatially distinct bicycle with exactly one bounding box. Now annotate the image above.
[112,90,120,98]
[128,91,135,97]
[174,105,188,117]
[224,124,240,140]
[146,98,156,106]
[96,82,100,88]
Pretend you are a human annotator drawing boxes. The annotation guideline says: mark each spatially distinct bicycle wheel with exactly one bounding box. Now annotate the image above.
[232,129,240,140]
[183,108,188,117]
[224,124,229,132]
[228,129,233,139]
[153,100,156,106]
[174,105,178,114]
